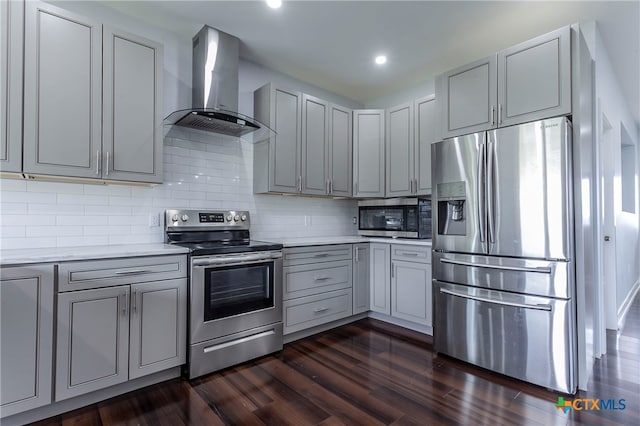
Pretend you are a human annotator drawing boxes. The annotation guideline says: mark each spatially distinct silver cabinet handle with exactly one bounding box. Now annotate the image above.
[96,150,101,175]
[313,307,329,313]
[314,276,331,281]
[439,288,552,311]
[439,258,552,273]
[490,106,495,126]
[114,269,152,275]
[355,246,359,262]
[313,253,330,258]
[329,180,333,194]
[297,175,302,192]
[121,292,128,316]
[498,104,503,125]
[354,182,358,195]
[401,252,419,257]
[105,151,110,176]
[132,290,137,314]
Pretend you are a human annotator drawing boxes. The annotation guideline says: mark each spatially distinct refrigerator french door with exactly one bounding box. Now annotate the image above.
[431,117,577,393]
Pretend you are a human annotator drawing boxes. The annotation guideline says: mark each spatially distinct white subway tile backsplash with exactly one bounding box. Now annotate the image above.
[0,138,357,249]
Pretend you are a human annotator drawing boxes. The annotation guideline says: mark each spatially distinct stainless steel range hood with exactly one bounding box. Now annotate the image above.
[164,26,273,142]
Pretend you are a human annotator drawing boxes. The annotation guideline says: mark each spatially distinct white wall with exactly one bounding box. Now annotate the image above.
[592,24,640,318]
[365,79,436,109]
[0,0,360,251]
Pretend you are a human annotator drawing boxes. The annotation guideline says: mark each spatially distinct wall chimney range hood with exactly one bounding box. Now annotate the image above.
[164,26,274,142]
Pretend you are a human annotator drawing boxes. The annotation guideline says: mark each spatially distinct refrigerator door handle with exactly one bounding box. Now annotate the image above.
[439,288,552,311]
[487,135,496,244]
[439,257,552,274]
[477,142,486,244]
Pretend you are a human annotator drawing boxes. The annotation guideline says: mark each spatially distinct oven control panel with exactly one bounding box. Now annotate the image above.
[165,209,250,230]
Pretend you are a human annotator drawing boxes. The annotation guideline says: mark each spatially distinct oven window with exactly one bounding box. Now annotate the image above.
[204,262,273,321]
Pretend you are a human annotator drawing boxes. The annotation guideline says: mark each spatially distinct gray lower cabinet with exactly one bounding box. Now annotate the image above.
[369,243,391,315]
[56,286,130,401]
[55,256,187,401]
[352,243,370,314]
[129,279,187,379]
[282,245,353,334]
[386,102,414,197]
[390,245,432,327]
[22,1,163,183]
[0,0,24,173]
[353,109,385,198]
[254,83,302,194]
[0,265,54,418]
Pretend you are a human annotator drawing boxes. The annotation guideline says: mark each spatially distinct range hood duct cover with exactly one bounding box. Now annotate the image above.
[163,26,273,142]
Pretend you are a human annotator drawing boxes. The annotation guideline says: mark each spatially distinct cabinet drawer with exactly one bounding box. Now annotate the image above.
[283,260,352,300]
[391,245,431,263]
[283,289,352,335]
[58,255,187,292]
[283,244,352,266]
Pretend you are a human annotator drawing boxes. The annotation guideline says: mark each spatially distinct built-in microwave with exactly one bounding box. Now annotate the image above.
[358,198,432,238]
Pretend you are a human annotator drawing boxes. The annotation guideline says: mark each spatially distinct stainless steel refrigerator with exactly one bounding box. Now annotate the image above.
[431,116,577,394]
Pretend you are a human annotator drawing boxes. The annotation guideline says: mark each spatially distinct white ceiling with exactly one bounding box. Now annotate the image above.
[102,0,639,123]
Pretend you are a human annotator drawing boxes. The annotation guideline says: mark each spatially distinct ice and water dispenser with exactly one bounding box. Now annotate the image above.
[437,181,466,236]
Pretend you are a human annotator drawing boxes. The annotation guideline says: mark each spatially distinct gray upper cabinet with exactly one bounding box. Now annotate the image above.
[129,279,187,380]
[328,103,353,197]
[438,26,571,139]
[414,95,437,195]
[21,1,163,184]
[254,83,302,194]
[353,109,385,198]
[497,26,571,127]
[385,102,414,197]
[23,1,102,179]
[301,94,329,195]
[1,265,54,418]
[56,285,130,401]
[0,0,23,173]
[103,27,163,183]
[437,55,498,140]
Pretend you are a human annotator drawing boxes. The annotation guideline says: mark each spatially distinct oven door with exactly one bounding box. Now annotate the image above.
[190,251,282,344]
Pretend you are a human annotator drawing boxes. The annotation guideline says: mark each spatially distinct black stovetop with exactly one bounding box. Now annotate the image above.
[171,239,283,256]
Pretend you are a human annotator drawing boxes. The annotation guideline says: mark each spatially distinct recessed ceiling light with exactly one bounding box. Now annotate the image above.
[375,55,387,65]
[266,0,282,9]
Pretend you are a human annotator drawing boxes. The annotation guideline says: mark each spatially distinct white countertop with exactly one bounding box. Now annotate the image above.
[278,236,432,248]
[0,243,190,266]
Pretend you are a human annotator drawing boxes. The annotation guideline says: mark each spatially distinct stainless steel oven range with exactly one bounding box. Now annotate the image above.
[165,209,283,379]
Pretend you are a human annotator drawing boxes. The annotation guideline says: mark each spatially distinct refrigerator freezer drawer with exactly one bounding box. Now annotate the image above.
[433,281,576,394]
[433,252,572,299]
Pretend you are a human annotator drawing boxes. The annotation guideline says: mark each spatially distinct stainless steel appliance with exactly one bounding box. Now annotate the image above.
[431,117,577,393]
[358,198,431,238]
[165,209,283,379]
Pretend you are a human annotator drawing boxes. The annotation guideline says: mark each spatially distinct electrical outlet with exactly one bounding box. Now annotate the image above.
[148,213,160,227]
[352,216,357,224]
[304,215,312,226]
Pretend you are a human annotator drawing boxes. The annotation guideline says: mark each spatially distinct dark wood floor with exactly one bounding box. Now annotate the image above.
[34,295,639,426]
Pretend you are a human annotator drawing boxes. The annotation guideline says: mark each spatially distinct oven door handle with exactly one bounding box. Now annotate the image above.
[192,251,282,268]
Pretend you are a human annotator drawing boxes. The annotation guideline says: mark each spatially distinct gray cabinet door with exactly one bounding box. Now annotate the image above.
[0,265,54,418]
[0,0,23,173]
[353,109,385,198]
[369,243,390,315]
[391,260,431,326]
[129,279,187,379]
[301,94,328,195]
[438,55,497,139]
[386,102,414,197]
[328,104,353,197]
[23,1,102,178]
[498,26,571,127]
[103,27,163,183]
[414,95,437,195]
[56,285,129,401]
[352,243,370,314]
[254,84,302,194]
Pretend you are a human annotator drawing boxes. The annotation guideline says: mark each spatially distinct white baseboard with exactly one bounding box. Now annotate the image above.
[617,277,640,330]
